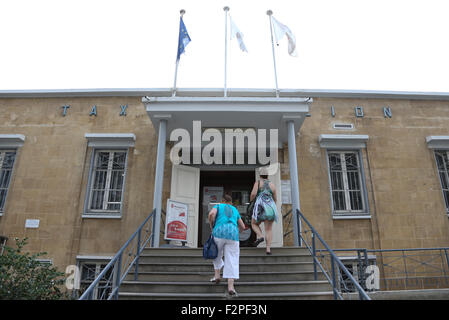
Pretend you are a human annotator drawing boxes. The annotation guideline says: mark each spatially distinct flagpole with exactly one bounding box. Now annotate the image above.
[224,6,229,97]
[172,9,185,97]
[267,10,279,98]
[172,60,180,97]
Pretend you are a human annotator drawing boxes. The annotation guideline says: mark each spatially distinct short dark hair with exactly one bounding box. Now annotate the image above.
[223,194,232,203]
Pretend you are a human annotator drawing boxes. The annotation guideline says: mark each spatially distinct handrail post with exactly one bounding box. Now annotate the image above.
[443,249,449,286]
[113,254,122,300]
[331,255,338,300]
[134,229,141,281]
[444,249,449,273]
[312,231,317,280]
[357,249,368,290]
[402,249,408,289]
[150,220,155,248]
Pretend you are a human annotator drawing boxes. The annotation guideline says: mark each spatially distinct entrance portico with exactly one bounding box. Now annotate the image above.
[143,93,312,247]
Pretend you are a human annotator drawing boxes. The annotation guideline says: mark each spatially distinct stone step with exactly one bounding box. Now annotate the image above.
[118,246,333,300]
[134,261,315,273]
[137,252,314,264]
[118,291,334,300]
[125,270,327,282]
[141,247,311,256]
[119,280,332,294]
[120,281,331,293]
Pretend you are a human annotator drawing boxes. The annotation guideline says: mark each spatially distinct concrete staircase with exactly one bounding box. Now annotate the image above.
[119,246,334,300]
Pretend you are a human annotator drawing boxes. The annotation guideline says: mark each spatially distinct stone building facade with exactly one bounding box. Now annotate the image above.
[0,89,448,290]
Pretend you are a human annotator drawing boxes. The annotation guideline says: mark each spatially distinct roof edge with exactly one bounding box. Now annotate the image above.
[1,88,449,101]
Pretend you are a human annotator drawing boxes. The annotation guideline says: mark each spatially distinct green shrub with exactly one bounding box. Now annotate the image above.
[0,238,67,300]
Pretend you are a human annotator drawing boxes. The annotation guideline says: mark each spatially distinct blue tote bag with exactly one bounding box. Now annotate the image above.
[203,233,218,259]
[203,206,219,259]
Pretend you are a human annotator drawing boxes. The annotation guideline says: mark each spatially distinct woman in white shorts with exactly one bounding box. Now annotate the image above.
[208,194,247,296]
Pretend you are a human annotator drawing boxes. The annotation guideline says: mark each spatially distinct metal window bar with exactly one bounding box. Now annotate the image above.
[434,150,449,213]
[328,152,365,215]
[296,209,371,300]
[0,151,16,212]
[332,252,372,293]
[282,208,293,239]
[89,151,126,212]
[79,209,155,300]
[0,235,7,256]
[78,263,114,299]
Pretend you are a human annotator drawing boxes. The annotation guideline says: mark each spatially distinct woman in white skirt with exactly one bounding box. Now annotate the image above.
[208,194,247,296]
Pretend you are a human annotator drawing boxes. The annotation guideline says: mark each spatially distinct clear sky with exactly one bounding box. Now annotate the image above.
[1,0,449,92]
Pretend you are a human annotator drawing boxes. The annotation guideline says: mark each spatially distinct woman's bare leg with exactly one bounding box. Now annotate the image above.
[251,218,263,239]
[264,220,273,253]
[228,278,235,292]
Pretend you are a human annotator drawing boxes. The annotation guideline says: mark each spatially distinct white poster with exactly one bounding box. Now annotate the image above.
[281,180,292,204]
[165,199,189,242]
[202,186,224,205]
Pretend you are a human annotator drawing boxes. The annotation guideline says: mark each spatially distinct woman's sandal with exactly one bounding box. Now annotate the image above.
[253,237,264,247]
[210,277,221,284]
[228,289,238,297]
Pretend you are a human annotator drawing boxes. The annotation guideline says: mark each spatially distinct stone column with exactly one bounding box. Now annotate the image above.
[287,120,301,246]
[152,119,167,247]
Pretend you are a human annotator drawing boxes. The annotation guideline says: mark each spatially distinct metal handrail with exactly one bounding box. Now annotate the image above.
[79,209,156,300]
[329,247,449,291]
[296,209,371,300]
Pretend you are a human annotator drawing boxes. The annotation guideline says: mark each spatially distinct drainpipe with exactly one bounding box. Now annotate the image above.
[287,120,301,246]
[152,118,167,247]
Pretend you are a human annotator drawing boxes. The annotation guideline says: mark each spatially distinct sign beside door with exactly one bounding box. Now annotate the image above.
[165,199,189,242]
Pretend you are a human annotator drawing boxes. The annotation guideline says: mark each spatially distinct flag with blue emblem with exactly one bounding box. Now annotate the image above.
[177,16,191,61]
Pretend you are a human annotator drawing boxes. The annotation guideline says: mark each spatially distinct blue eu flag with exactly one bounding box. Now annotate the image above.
[177,17,191,61]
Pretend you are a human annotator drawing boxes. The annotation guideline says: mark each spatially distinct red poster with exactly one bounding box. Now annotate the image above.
[164,199,189,242]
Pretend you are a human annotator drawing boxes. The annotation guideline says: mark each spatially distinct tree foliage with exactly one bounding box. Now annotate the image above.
[0,238,67,300]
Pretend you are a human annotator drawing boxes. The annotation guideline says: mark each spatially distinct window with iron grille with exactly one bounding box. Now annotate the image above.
[327,151,367,215]
[77,261,112,299]
[434,150,449,214]
[338,257,377,292]
[0,150,16,214]
[86,150,127,216]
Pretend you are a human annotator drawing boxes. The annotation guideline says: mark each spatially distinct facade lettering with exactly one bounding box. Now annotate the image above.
[89,105,97,117]
[61,104,70,116]
[120,104,128,116]
[60,104,394,119]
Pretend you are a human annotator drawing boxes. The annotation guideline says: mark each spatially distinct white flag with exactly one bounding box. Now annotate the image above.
[230,15,248,52]
[271,16,297,57]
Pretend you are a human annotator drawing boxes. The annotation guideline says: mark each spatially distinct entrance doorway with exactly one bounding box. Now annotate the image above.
[169,163,283,248]
[199,170,256,247]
